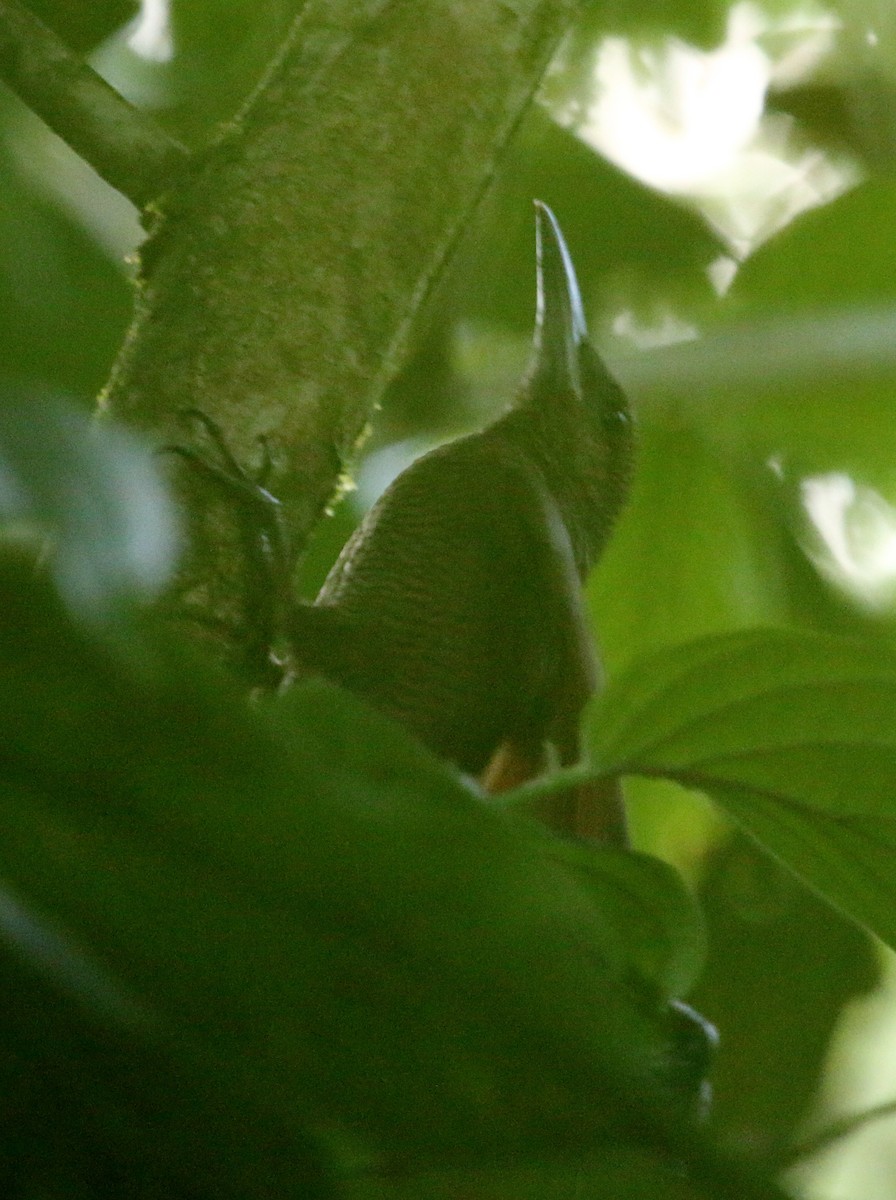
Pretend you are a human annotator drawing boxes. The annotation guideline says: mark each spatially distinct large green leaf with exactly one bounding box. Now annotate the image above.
[22,0,134,50]
[344,1145,735,1200]
[586,627,896,947]
[0,557,722,1190]
[731,182,896,316]
[544,837,706,997]
[591,422,789,676]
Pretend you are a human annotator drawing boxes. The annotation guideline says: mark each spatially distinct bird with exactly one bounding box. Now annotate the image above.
[169,203,633,841]
[285,202,635,841]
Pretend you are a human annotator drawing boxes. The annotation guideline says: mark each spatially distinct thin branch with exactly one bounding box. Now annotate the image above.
[0,0,188,207]
[778,1098,896,1171]
[485,764,593,809]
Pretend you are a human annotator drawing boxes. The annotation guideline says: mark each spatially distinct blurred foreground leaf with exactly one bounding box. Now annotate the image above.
[22,0,135,50]
[0,550,724,1191]
[0,387,178,624]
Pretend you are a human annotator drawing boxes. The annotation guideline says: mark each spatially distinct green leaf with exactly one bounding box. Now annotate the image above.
[690,834,880,1162]
[0,561,711,1177]
[0,137,134,396]
[544,839,706,997]
[591,422,789,675]
[23,0,135,51]
[732,182,896,315]
[587,627,896,947]
[343,1145,723,1199]
[0,388,178,623]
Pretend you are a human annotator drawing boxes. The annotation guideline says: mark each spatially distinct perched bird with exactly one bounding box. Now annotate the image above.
[287,202,634,841]
[171,204,633,840]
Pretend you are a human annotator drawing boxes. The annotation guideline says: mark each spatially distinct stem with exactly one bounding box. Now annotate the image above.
[777,1098,896,1171]
[485,764,593,810]
[0,0,188,207]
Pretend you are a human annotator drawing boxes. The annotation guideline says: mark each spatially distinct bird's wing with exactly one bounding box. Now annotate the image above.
[480,460,627,844]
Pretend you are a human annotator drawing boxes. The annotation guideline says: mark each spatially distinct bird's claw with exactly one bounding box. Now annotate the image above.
[159,409,294,687]
[160,409,281,515]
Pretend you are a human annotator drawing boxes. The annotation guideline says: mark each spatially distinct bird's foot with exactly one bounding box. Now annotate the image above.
[160,410,294,687]
[162,408,280,515]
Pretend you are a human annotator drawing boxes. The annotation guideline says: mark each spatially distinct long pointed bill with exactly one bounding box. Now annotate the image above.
[532,200,588,392]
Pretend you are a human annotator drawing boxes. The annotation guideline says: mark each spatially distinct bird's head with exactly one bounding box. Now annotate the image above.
[512,201,635,573]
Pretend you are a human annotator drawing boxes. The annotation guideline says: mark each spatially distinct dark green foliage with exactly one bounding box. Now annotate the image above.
[693,836,879,1169]
[5,0,896,1195]
[21,0,135,51]
[0,390,785,1198]
[586,628,896,948]
[0,136,133,400]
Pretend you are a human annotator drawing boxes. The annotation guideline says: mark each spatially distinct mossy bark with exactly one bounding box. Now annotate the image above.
[101,0,576,636]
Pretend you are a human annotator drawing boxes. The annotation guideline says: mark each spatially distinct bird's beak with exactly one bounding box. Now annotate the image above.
[532,200,588,393]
